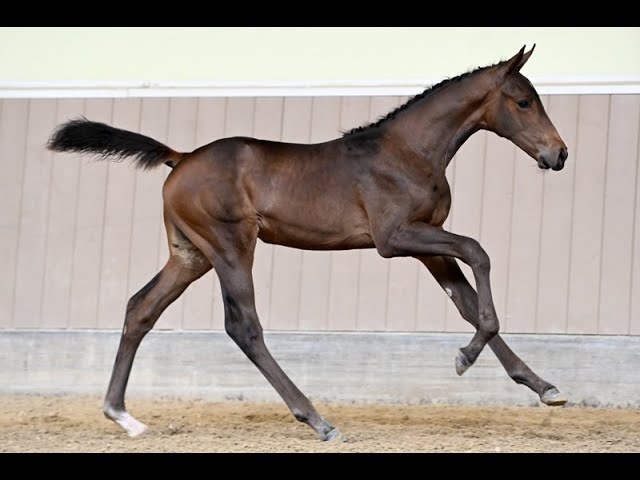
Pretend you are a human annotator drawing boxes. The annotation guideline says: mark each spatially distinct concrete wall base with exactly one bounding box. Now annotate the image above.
[1,330,638,407]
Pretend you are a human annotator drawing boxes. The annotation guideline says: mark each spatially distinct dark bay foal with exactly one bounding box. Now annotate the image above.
[48,46,568,440]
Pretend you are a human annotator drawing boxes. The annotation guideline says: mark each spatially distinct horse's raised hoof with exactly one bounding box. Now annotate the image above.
[455,349,473,376]
[322,428,347,442]
[540,387,568,406]
[104,407,149,438]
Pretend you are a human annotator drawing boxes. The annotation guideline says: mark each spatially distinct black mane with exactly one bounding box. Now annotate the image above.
[343,63,498,137]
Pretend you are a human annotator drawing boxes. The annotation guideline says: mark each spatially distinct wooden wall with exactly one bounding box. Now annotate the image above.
[1,95,638,334]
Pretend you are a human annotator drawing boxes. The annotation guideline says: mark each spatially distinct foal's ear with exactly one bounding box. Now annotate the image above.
[502,44,535,77]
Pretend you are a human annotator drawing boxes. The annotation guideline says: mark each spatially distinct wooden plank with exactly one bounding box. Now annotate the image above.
[182,98,226,331]
[385,257,420,331]
[0,100,29,328]
[69,99,113,328]
[478,126,516,332]
[631,103,640,335]
[355,97,396,332]
[504,97,549,333]
[355,249,388,331]
[535,95,579,334]
[268,97,311,330]
[152,99,178,328]
[598,95,640,334]
[327,97,370,331]
[444,131,488,332]
[96,98,141,329]
[159,98,199,330]
[252,97,281,329]
[126,99,168,328]
[41,99,84,328]
[13,100,57,328]
[567,95,610,334]
[298,97,340,330]
[224,97,255,137]
[416,262,448,332]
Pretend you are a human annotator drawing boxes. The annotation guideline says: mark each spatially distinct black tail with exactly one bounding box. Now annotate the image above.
[47,118,181,169]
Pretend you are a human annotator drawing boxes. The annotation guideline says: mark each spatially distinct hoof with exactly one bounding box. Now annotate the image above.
[124,420,149,438]
[455,350,473,376]
[540,387,568,406]
[322,428,347,442]
[105,408,149,437]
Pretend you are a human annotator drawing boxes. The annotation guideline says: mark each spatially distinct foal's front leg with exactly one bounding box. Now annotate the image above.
[419,255,567,405]
[377,223,497,374]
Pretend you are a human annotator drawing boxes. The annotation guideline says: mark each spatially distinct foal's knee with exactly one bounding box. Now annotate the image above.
[484,323,500,338]
[478,313,500,338]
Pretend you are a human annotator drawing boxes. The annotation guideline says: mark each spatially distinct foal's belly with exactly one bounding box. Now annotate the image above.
[256,211,375,251]
[259,229,375,251]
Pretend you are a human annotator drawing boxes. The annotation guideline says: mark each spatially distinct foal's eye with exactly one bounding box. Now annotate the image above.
[517,99,531,109]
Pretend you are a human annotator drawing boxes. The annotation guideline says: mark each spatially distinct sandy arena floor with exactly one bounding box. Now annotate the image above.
[1,395,638,452]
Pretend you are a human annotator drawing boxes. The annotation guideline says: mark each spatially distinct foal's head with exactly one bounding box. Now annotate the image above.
[483,46,568,171]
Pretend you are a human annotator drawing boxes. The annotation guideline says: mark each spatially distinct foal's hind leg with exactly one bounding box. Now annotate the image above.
[103,229,211,437]
[187,222,341,441]
[419,255,567,406]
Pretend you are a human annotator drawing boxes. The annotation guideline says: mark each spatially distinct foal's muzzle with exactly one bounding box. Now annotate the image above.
[538,146,568,171]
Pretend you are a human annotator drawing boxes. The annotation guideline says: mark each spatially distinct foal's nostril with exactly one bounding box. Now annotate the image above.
[559,147,568,163]
[552,148,568,171]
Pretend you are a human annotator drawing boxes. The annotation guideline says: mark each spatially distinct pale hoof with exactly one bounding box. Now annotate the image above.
[105,408,149,437]
[322,428,347,442]
[122,418,149,438]
[455,349,473,376]
[540,387,568,406]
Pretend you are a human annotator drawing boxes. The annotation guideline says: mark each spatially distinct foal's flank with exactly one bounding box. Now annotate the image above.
[47,45,568,440]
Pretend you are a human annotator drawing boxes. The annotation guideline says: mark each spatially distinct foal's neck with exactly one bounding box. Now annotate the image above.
[386,71,494,168]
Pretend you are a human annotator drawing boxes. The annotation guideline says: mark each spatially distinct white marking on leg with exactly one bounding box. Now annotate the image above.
[445,287,453,298]
[107,410,148,437]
